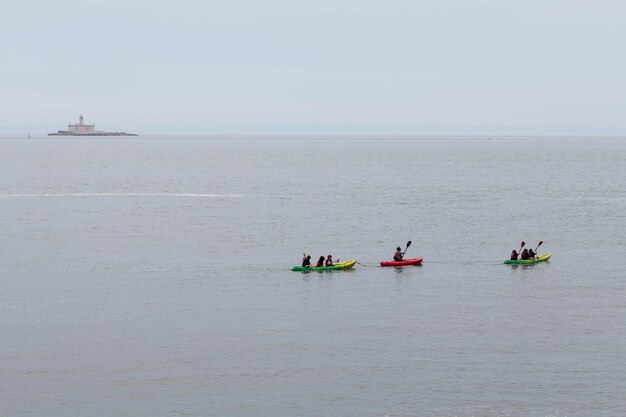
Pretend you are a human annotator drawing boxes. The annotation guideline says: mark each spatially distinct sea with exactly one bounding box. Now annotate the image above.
[1,135,625,417]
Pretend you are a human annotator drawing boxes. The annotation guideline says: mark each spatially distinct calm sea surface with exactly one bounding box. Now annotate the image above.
[1,135,625,417]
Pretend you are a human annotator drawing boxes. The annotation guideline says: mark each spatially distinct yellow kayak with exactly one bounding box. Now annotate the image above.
[291,259,356,272]
[504,253,552,265]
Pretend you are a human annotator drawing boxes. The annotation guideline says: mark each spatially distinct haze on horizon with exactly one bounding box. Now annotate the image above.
[2,0,626,135]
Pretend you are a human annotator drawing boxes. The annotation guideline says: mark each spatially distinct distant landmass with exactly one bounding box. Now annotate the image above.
[48,114,137,136]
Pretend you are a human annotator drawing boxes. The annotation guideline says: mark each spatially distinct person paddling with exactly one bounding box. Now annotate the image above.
[316,256,326,267]
[302,254,312,268]
[325,255,334,266]
[510,250,519,261]
[520,248,530,260]
[393,246,404,262]
[528,248,536,259]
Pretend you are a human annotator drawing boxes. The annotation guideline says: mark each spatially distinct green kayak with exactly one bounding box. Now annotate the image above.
[291,259,356,272]
[504,253,551,265]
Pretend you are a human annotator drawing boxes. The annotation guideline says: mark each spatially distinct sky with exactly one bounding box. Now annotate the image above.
[1,0,626,134]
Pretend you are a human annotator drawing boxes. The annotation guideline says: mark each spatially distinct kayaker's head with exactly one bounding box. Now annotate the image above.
[522,248,528,254]
[306,255,311,260]
[318,256,325,261]
[327,255,332,259]
[396,247,401,251]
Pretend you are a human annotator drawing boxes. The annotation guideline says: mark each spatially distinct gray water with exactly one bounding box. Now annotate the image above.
[1,136,625,417]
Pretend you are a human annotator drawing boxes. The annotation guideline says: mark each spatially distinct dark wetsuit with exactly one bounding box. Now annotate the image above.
[510,251,518,261]
[302,258,311,267]
[393,251,404,262]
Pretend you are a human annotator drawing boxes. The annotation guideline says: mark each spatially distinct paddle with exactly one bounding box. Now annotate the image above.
[403,241,412,258]
[534,241,543,252]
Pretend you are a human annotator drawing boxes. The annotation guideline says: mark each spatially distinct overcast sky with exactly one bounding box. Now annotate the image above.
[2,0,625,134]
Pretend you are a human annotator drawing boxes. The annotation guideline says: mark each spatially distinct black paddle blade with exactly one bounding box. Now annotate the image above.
[520,241,526,248]
[537,241,543,247]
[406,241,412,248]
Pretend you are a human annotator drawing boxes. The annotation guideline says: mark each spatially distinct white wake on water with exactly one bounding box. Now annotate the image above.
[0,193,245,198]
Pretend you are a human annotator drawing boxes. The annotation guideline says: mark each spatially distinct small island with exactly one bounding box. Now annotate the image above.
[48,114,137,136]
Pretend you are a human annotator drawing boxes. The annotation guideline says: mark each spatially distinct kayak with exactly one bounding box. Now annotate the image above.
[504,253,552,265]
[380,257,423,267]
[291,259,356,272]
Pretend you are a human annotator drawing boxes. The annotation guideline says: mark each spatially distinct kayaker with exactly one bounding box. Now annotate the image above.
[302,254,312,268]
[510,250,518,261]
[316,256,326,267]
[393,246,404,262]
[521,249,530,260]
[528,248,536,259]
[325,255,334,266]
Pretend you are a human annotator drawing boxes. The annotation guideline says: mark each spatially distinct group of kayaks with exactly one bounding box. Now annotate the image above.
[291,240,551,272]
[291,257,425,272]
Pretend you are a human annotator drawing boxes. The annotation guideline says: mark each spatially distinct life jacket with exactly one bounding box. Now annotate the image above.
[393,252,403,261]
[510,252,518,260]
[316,259,325,267]
[325,258,333,266]
[521,251,529,260]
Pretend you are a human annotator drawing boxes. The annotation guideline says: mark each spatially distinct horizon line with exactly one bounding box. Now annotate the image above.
[2,132,626,139]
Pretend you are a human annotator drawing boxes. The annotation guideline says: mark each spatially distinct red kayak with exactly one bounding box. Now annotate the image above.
[380,257,423,267]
